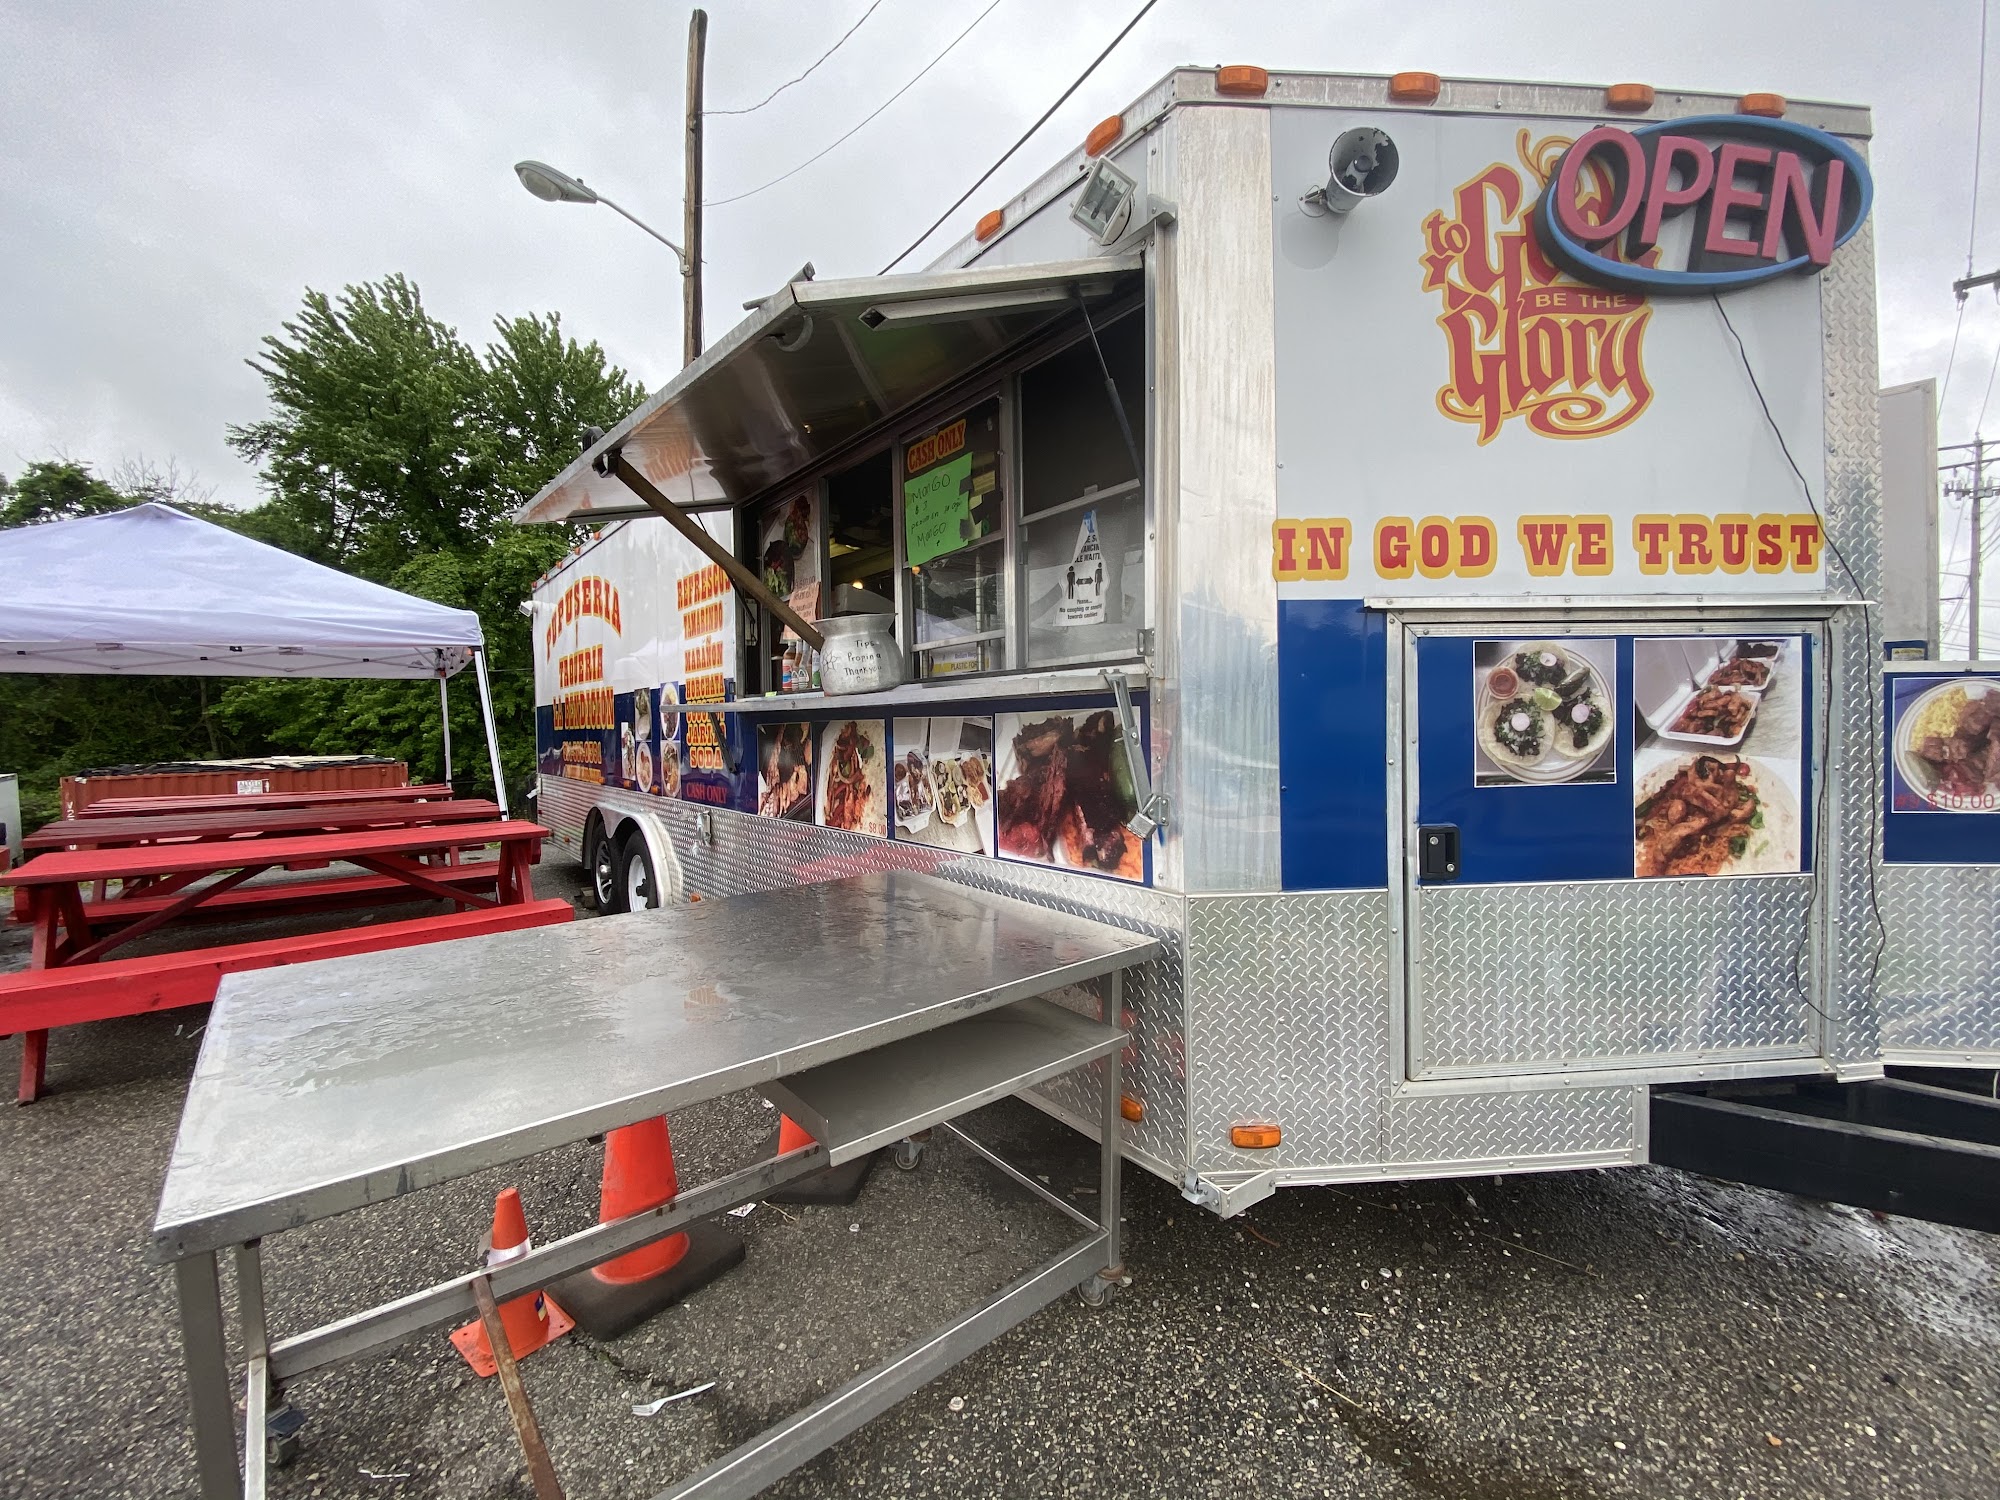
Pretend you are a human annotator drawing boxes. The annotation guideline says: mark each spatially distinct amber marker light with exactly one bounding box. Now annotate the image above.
[1738,92,1787,117]
[1085,114,1124,157]
[974,208,1004,241]
[1230,1123,1282,1149]
[1605,82,1655,111]
[1215,65,1269,96]
[1120,1094,1145,1123]
[1389,71,1441,104]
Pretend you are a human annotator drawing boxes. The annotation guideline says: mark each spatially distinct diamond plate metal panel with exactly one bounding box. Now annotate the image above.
[1386,1087,1637,1164]
[1819,203,1888,1068]
[537,774,595,845]
[1877,865,2000,1059]
[929,857,1187,1178]
[1186,891,1392,1171]
[1413,877,1819,1074]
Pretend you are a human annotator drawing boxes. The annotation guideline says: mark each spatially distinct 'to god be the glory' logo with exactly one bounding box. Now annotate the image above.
[1421,132,1655,446]
[1531,115,1872,296]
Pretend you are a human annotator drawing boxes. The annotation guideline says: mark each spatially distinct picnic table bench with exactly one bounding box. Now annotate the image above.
[1,819,554,1103]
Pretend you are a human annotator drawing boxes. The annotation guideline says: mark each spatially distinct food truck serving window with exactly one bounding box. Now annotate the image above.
[1018,310,1144,669]
[896,307,1147,681]
[904,399,1005,679]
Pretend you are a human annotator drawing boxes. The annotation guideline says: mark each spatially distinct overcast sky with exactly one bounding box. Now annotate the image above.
[0,0,1982,511]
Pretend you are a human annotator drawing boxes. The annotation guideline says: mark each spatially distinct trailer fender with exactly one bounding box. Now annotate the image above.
[617,809,685,908]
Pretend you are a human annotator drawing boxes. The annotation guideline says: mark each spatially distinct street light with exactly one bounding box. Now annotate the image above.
[513,160,690,275]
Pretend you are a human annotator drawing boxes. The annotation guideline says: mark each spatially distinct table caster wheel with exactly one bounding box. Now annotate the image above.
[892,1138,925,1172]
[266,1402,307,1468]
[1076,1275,1116,1309]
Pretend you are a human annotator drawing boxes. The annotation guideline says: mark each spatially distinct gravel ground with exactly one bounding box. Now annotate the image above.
[2,855,1997,1499]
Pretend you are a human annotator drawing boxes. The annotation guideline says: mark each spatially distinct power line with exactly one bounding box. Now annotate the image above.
[1974,0,1991,276]
[706,0,1006,209]
[879,0,1165,274]
[705,0,884,118]
[1940,298,1968,414]
[1945,0,1991,422]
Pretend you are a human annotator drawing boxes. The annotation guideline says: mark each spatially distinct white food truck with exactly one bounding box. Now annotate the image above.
[521,66,2000,1228]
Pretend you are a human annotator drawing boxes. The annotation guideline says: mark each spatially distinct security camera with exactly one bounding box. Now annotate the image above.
[1303,127,1399,216]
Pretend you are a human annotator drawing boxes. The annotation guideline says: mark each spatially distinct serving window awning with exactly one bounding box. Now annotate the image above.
[515,254,1143,526]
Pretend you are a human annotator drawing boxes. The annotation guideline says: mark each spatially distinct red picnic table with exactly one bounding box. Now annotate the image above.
[77,782,455,818]
[25,797,502,853]
[0,818,560,1102]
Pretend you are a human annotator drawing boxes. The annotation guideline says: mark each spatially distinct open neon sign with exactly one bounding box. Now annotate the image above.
[1531,116,1872,295]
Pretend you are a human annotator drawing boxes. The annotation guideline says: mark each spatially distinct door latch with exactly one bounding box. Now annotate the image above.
[1418,825,1461,882]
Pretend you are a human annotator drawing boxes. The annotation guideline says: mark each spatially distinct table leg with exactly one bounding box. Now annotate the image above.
[174,1251,243,1499]
[17,1029,47,1105]
[28,890,59,968]
[1100,969,1125,1277]
[503,839,531,904]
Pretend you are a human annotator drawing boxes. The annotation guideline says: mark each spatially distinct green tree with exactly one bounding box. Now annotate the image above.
[0,460,131,528]
[219,276,646,796]
[0,280,643,825]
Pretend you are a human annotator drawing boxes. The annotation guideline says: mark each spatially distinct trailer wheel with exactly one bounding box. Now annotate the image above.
[587,820,627,914]
[620,837,661,911]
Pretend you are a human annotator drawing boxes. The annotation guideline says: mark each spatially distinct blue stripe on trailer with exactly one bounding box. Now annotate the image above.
[1278,599,1389,891]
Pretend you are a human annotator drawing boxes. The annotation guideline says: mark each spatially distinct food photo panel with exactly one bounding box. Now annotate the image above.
[814,718,888,838]
[891,717,996,854]
[993,709,1146,882]
[1888,674,2000,813]
[1473,639,1617,788]
[756,721,817,822]
[1631,637,1805,878]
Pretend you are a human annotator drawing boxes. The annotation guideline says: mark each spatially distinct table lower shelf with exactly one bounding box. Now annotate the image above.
[759,997,1123,1166]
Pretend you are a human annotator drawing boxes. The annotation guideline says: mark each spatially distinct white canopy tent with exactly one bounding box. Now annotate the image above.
[0,502,508,811]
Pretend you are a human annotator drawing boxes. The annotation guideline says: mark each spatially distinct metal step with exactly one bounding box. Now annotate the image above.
[1650,1078,2000,1234]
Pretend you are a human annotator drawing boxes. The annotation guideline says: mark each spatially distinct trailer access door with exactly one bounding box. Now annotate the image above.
[1394,612,1838,1083]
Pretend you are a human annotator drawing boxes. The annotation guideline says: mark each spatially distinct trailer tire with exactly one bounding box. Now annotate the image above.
[586,818,627,914]
[620,836,662,911]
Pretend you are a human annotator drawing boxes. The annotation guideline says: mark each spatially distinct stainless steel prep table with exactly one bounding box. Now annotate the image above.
[150,870,1161,1499]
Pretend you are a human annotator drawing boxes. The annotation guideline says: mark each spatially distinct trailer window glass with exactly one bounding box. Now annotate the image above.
[826,449,896,615]
[1019,312,1142,517]
[904,400,1006,679]
[1017,312,1145,667]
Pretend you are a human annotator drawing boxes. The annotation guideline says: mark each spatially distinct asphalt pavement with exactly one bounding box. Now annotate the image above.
[2,856,1996,1499]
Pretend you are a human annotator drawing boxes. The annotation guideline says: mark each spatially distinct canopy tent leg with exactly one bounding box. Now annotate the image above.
[473,650,509,818]
[438,671,454,787]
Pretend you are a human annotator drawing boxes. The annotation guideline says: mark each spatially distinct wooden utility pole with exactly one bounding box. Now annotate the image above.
[683,9,707,367]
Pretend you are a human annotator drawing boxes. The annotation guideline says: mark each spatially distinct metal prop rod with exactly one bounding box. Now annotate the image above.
[473,650,511,817]
[606,453,826,650]
[471,1274,567,1500]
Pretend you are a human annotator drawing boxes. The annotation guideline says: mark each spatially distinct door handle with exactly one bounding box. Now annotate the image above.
[1418,825,1461,882]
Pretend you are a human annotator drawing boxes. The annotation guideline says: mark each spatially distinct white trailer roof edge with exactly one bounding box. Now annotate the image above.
[925,66,1872,272]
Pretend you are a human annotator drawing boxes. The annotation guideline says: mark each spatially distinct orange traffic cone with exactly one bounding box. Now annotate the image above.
[763,1109,880,1206]
[449,1187,574,1377]
[550,1116,743,1339]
